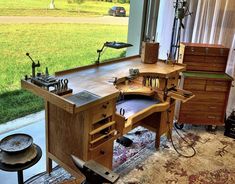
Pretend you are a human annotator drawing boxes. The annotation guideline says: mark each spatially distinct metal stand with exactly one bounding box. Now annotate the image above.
[169,0,192,61]
[17,170,24,184]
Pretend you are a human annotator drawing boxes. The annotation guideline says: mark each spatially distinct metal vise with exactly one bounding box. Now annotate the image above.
[71,155,119,184]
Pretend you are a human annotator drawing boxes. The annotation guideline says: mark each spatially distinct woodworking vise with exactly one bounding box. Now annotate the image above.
[71,155,119,184]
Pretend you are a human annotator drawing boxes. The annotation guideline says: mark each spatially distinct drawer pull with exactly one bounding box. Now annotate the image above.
[102,104,108,109]
[100,150,105,155]
[209,106,216,109]
[102,114,107,118]
[208,116,216,119]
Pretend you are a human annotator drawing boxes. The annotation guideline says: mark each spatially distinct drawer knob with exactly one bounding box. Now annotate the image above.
[102,114,107,118]
[100,150,105,155]
[208,116,216,119]
[102,105,107,109]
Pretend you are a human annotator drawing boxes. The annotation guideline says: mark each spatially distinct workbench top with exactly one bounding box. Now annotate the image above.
[21,56,185,113]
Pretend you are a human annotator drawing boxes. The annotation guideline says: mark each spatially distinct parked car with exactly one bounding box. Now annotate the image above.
[108,6,126,17]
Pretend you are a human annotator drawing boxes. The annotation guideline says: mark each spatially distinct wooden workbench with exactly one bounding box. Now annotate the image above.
[21,56,187,181]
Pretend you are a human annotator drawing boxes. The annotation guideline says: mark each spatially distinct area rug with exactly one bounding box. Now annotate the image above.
[25,125,235,184]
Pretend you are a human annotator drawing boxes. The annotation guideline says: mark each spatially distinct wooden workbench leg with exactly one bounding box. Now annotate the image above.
[45,101,52,174]
[155,134,160,149]
[46,157,52,174]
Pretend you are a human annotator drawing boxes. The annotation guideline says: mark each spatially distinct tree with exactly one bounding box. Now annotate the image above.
[49,0,55,9]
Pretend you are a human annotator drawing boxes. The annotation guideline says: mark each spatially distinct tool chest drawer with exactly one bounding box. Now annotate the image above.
[90,100,114,124]
[183,78,206,91]
[185,46,206,56]
[180,102,224,113]
[205,80,229,92]
[190,91,227,103]
[179,112,223,125]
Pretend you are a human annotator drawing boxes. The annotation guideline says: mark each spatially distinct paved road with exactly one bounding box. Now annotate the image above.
[0,16,128,25]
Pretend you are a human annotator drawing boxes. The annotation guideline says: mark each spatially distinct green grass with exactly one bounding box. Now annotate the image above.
[0,90,44,123]
[0,0,130,17]
[0,23,128,124]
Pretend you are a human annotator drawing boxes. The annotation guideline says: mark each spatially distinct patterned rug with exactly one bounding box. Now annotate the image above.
[25,125,235,184]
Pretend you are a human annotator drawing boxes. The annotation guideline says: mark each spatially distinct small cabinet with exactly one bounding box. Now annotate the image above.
[179,71,233,125]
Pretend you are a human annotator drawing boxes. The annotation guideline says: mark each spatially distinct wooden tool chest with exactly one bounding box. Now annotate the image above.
[179,72,232,125]
[178,43,233,125]
[179,43,229,72]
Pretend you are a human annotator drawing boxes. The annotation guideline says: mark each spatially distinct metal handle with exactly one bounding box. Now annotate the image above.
[208,116,216,119]
[102,105,107,109]
[102,114,107,118]
[100,150,105,155]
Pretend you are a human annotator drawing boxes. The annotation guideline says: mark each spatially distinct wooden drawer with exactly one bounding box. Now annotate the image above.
[184,61,225,72]
[190,91,226,103]
[91,100,114,123]
[205,47,229,56]
[88,138,114,169]
[183,55,204,63]
[206,80,229,92]
[205,56,228,64]
[89,138,113,160]
[185,46,206,55]
[184,78,206,91]
[179,112,224,125]
[89,121,117,148]
[181,102,224,113]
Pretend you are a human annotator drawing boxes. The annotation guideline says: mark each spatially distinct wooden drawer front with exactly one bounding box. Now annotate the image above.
[191,91,226,103]
[185,46,206,55]
[206,80,229,92]
[184,55,204,63]
[184,78,206,91]
[205,56,228,64]
[89,138,113,160]
[181,103,224,113]
[184,61,225,72]
[179,112,223,125]
[89,121,116,148]
[206,47,229,56]
[89,139,113,169]
[91,100,113,123]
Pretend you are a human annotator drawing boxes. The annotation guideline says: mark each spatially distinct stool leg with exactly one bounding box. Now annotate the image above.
[17,170,24,184]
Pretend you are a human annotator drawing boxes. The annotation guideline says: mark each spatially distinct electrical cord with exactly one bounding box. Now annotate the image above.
[167,110,196,158]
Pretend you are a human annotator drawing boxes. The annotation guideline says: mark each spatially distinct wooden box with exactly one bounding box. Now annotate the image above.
[141,42,159,64]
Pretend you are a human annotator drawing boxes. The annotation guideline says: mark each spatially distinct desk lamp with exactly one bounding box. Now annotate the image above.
[96,41,133,65]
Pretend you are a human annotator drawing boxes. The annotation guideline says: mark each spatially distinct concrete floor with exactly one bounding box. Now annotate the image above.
[0,116,54,184]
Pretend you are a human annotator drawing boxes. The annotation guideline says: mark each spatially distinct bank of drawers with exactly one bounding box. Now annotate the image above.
[179,77,231,125]
[87,100,116,148]
[90,100,113,124]
[179,43,229,72]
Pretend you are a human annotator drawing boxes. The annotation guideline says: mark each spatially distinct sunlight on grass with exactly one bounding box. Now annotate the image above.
[0,23,128,93]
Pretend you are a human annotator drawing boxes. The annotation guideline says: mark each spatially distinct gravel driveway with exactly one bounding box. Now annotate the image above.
[0,16,128,25]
